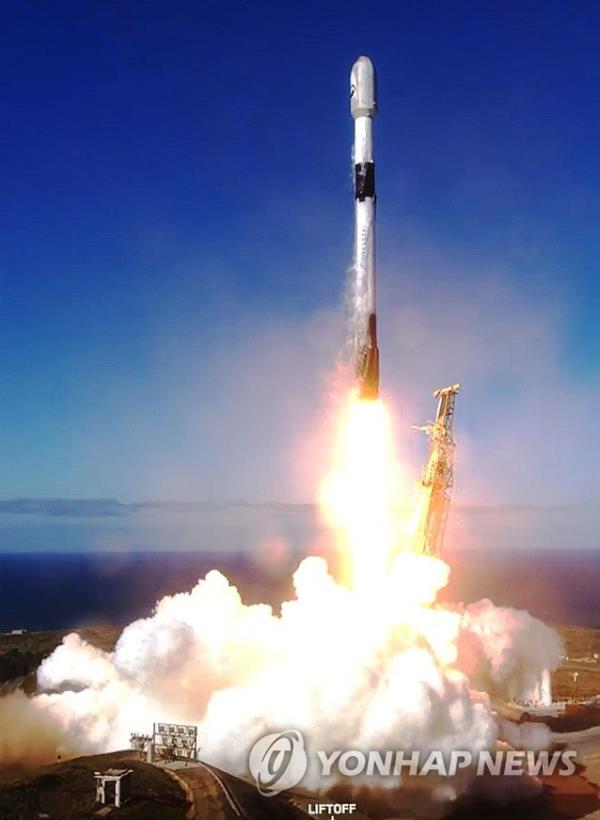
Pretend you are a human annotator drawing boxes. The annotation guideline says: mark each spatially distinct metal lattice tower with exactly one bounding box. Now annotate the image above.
[413,384,460,557]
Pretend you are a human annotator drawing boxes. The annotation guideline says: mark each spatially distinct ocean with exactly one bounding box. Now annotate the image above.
[0,548,598,632]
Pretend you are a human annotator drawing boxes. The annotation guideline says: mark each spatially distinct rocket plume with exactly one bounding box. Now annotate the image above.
[0,391,563,805]
[319,395,406,590]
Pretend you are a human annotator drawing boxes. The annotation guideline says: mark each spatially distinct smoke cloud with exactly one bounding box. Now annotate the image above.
[0,553,562,799]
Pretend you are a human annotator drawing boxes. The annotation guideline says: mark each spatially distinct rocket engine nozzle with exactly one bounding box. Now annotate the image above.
[357,312,379,400]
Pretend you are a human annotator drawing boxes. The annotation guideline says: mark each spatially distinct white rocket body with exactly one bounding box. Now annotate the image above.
[350,56,379,399]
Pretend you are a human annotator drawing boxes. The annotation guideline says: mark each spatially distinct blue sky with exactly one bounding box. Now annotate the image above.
[0,1,598,510]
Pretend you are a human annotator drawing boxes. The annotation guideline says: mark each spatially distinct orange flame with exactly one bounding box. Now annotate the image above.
[319,393,408,590]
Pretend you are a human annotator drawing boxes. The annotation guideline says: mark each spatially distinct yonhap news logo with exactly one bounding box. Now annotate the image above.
[248,730,308,796]
[249,729,579,797]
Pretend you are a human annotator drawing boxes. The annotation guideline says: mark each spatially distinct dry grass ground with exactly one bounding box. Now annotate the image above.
[0,751,188,820]
[554,625,600,701]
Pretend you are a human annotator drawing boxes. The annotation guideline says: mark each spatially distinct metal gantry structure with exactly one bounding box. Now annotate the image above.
[413,384,460,558]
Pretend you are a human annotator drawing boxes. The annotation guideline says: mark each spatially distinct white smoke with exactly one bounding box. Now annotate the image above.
[0,553,562,797]
[454,598,563,704]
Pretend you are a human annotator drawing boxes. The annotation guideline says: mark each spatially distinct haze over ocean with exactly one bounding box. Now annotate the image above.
[0,501,598,630]
[0,500,596,553]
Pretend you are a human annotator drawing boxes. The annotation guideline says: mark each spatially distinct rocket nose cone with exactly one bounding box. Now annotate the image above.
[353,55,374,73]
[350,55,377,119]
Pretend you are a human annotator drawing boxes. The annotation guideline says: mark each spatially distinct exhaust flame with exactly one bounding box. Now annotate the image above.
[319,394,407,590]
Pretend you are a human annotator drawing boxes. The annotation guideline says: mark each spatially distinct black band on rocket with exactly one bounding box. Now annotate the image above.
[354,162,375,201]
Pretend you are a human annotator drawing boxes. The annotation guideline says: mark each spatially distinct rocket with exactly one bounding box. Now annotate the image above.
[351,56,379,400]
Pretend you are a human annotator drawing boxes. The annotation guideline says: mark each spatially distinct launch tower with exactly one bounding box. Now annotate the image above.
[413,384,460,557]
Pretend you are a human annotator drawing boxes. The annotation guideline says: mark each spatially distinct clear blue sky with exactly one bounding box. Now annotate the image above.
[0,1,598,505]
